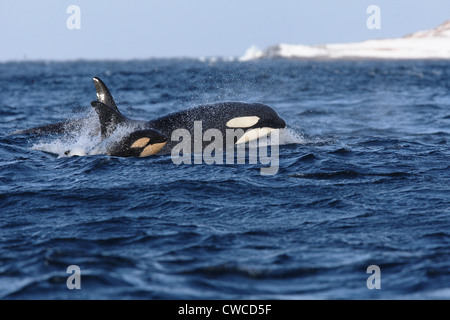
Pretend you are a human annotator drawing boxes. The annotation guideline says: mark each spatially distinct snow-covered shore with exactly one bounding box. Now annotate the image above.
[240,21,450,61]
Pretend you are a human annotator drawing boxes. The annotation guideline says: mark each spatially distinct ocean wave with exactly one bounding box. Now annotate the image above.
[1,59,449,299]
[290,170,412,180]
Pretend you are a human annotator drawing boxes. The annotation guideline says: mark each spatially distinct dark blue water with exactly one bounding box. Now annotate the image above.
[0,59,449,299]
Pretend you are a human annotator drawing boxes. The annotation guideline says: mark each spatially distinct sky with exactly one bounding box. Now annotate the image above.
[0,0,449,61]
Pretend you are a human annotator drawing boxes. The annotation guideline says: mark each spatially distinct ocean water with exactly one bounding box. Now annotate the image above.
[0,59,449,300]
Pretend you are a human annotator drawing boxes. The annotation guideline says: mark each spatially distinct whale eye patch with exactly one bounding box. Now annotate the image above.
[226,116,260,128]
[140,142,167,157]
[131,138,150,149]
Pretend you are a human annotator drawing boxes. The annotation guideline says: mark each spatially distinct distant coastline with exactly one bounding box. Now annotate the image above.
[241,21,450,61]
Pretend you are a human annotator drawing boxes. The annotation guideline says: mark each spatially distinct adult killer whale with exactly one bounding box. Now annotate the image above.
[13,77,287,157]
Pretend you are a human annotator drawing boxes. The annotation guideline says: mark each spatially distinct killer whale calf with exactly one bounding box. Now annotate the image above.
[13,77,287,157]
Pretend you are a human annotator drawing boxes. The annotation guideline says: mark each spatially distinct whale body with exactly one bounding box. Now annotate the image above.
[13,77,287,157]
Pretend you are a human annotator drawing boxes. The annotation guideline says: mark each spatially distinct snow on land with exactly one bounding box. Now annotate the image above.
[240,21,450,61]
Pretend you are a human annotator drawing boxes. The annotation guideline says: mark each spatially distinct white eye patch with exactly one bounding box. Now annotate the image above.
[226,116,260,128]
[235,127,276,145]
[131,138,150,148]
[139,142,167,157]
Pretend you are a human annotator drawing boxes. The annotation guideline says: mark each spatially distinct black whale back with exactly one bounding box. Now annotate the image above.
[147,102,285,137]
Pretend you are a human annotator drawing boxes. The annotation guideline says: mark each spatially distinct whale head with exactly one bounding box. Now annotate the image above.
[220,103,286,145]
[107,129,168,157]
[224,103,286,130]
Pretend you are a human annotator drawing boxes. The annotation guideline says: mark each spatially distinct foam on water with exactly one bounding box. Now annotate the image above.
[30,112,307,158]
[30,113,139,158]
[31,131,103,159]
[279,127,308,145]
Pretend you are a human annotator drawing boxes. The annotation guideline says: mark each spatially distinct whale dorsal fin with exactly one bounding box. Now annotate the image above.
[91,101,127,139]
[93,77,119,113]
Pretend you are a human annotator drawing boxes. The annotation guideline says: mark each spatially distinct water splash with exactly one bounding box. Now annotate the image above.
[30,109,309,158]
[279,127,308,145]
[30,113,138,158]
[32,132,102,159]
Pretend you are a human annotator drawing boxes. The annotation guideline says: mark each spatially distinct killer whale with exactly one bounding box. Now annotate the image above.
[13,77,287,157]
[146,101,286,152]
